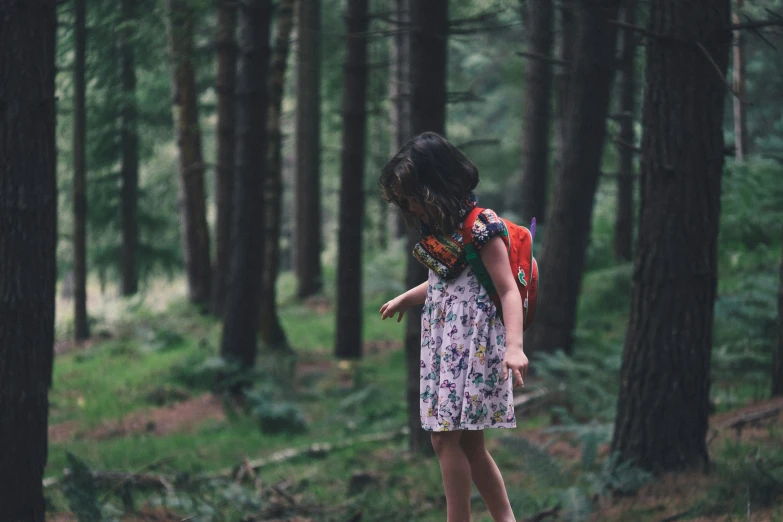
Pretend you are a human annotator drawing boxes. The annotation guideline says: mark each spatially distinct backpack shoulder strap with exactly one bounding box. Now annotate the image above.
[461,208,499,301]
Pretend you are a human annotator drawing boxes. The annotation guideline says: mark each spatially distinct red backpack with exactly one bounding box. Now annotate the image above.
[461,207,539,331]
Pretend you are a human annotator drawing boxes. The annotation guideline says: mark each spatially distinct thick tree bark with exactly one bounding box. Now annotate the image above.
[404,0,448,455]
[335,0,369,360]
[732,0,748,161]
[525,0,621,355]
[552,1,576,179]
[519,0,554,226]
[0,1,57,518]
[613,4,637,263]
[220,0,271,369]
[120,0,140,297]
[611,0,731,472]
[165,0,212,308]
[260,0,295,351]
[294,0,323,298]
[773,233,783,396]
[388,0,411,240]
[212,0,238,317]
[73,0,90,340]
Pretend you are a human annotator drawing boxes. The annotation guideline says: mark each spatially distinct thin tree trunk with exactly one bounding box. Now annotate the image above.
[260,0,296,351]
[773,233,783,396]
[220,0,271,370]
[525,0,621,355]
[165,0,212,308]
[73,0,90,340]
[0,1,57,518]
[212,0,238,317]
[335,0,369,360]
[611,0,731,472]
[404,0,448,456]
[552,1,576,182]
[519,0,554,226]
[732,0,748,161]
[120,0,139,297]
[613,4,637,263]
[388,0,411,241]
[294,0,323,298]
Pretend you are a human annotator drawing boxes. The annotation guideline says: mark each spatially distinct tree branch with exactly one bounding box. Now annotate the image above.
[516,51,570,67]
[696,42,750,105]
[455,138,501,149]
[728,19,783,31]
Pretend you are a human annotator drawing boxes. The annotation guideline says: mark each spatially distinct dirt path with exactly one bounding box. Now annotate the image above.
[49,393,225,444]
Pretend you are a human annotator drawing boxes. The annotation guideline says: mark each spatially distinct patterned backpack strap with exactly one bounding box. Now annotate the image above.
[461,208,500,309]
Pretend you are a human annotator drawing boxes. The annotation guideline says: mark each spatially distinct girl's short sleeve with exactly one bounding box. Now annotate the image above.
[470,209,507,250]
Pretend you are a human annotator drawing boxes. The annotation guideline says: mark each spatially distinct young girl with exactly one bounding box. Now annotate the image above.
[379,132,528,522]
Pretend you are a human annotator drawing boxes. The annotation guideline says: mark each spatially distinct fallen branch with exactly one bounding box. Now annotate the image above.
[211,428,409,479]
[513,387,552,408]
[714,406,781,432]
[524,504,560,522]
[660,508,695,522]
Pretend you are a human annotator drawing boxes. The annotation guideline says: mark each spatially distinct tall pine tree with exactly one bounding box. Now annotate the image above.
[0,0,58,517]
[165,0,211,308]
[335,0,369,360]
[612,0,731,472]
[220,0,271,370]
[404,0,449,455]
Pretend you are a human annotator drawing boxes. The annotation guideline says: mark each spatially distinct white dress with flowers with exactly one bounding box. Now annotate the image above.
[419,265,516,432]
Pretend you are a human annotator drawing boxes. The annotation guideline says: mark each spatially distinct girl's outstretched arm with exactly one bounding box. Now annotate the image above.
[379,281,428,322]
[480,236,529,387]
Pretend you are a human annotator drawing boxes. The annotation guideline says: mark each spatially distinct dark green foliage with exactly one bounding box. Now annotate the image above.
[62,452,101,522]
[534,345,621,423]
[247,395,309,434]
[720,161,783,253]
[699,441,783,515]
[170,354,243,391]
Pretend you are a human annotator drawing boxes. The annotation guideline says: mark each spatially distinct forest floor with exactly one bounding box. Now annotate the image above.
[45,268,783,521]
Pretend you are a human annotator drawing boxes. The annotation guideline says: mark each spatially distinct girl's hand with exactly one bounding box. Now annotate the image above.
[502,347,528,388]
[380,294,412,322]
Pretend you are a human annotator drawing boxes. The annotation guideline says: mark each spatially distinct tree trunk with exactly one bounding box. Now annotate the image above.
[294,0,323,298]
[220,0,271,370]
[212,0,238,317]
[404,0,448,456]
[120,0,140,297]
[165,0,212,308]
[73,0,90,340]
[524,0,621,356]
[335,0,369,360]
[732,0,748,161]
[260,0,295,351]
[388,0,411,241]
[552,1,576,180]
[0,1,57,518]
[772,233,783,396]
[613,4,637,263]
[611,0,731,472]
[519,0,554,226]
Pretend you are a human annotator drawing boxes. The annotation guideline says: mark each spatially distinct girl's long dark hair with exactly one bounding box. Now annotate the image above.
[379,132,479,233]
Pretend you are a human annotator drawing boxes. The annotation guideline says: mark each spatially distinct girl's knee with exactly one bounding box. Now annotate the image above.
[459,431,487,461]
[430,431,463,455]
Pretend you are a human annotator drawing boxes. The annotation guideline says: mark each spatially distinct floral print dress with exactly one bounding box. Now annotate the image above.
[418,208,516,432]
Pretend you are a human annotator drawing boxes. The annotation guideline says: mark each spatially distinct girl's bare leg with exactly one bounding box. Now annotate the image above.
[431,431,473,522]
[460,430,515,522]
